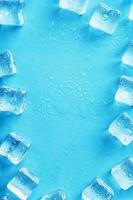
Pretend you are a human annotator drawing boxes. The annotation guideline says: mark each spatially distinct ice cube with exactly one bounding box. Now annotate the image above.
[0,0,24,26]
[122,41,133,67]
[0,86,26,115]
[89,2,120,35]
[40,189,67,200]
[0,50,16,78]
[111,157,133,190]
[81,178,114,200]
[7,168,40,200]
[109,110,133,145]
[59,0,89,15]
[115,76,133,106]
[0,132,31,165]
[129,1,133,20]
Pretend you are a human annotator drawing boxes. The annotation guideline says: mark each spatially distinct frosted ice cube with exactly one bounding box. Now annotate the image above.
[111,157,133,190]
[0,132,31,164]
[89,2,120,35]
[129,1,133,20]
[40,189,67,200]
[59,0,89,15]
[7,168,40,200]
[81,178,114,200]
[122,41,133,67]
[0,50,16,78]
[109,111,133,145]
[0,86,26,115]
[0,0,24,26]
[115,76,133,106]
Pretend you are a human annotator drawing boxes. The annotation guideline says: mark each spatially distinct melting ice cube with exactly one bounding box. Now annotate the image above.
[0,0,24,26]
[89,2,120,34]
[115,76,133,106]
[40,189,67,200]
[0,132,31,164]
[109,110,133,145]
[59,0,89,15]
[0,86,26,115]
[111,157,133,190]
[122,41,133,67]
[81,178,114,200]
[7,168,40,200]
[0,50,16,78]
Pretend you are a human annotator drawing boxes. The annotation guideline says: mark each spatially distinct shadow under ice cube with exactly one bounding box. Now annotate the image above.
[59,0,89,15]
[115,76,133,106]
[111,157,133,190]
[89,2,120,35]
[81,178,114,200]
[0,86,26,115]
[122,41,133,67]
[109,110,133,145]
[0,132,31,164]
[40,189,67,200]
[0,50,16,78]
[0,0,24,26]
[7,168,40,200]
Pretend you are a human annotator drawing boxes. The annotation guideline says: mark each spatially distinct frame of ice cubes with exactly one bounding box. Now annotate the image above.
[115,76,133,106]
[89,2,120,35]
[40,189,67,200]
[108,110,133,145]
[0,86,26,115]
[0,50,16,78]
[0,0,24,26]
[81,178,114,200]
[7,168,40,200]
[122,41,133,67]
[0,132,31,164]
[111,157,133,190]
[59,0,89,15]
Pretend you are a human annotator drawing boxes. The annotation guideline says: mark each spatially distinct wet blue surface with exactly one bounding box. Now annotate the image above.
[0,0,133,199]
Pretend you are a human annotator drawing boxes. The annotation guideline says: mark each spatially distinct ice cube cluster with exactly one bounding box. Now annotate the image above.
[0,1,133,200]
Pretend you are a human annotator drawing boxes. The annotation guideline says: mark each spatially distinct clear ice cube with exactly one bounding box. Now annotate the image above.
[0,0,24,26]
[7,168,40,200]
[40,189,67,200]
[122,41,133,67]
[0,50,16,78]
[0,132,31,165]
[0,86,26,115]
[89,2,120,35]
[59,0,89,15]
[109,110,133,145]
[115,76,133,106]
[111,157,133,190]
[129,1,133,20]
[81,178,114,200]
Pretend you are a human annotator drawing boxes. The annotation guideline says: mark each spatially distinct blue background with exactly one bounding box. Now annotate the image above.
[0,0,133,199]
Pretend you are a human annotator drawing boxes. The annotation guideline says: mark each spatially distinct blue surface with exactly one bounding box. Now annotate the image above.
[0,0,133,199]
